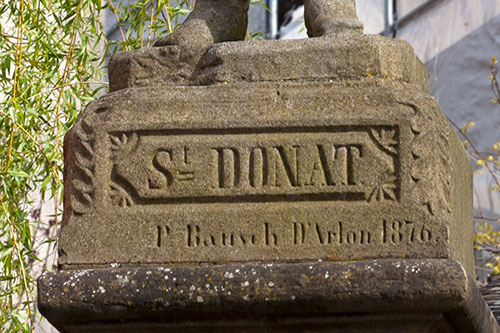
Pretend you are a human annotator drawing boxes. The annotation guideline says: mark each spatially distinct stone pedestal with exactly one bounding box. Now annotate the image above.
[37,15,498,332]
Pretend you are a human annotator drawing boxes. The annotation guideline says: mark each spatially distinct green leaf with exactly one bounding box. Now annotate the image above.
[493,263,500,275]
[0,247,13,261]
[7,170,29,178]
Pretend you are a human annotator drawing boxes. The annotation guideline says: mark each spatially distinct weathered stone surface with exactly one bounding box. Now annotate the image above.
[109,34,429,92]
[107,45,205,93]
[38,259,499,332]
[60,79,473,274]
[40,2,492,330]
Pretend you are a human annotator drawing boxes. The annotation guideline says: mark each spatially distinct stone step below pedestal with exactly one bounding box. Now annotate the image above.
[38,259,498,332]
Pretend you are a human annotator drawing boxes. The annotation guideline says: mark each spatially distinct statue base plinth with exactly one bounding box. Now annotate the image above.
[108,34,429,93]
[38,259,499,332]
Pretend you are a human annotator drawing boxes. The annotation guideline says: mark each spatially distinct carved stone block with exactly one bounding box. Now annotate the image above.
[108,34,430,92]
[60,77,473,274]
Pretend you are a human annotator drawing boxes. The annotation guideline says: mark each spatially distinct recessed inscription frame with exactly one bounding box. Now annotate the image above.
[68,119,422,212]
[107,125,401,206]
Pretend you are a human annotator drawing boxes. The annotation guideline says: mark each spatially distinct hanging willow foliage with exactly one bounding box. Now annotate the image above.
[0,0,194,330]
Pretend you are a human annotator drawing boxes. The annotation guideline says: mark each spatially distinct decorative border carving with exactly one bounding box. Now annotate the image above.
[68,116,96,215]
[368,127,399,202]
[369,127,398,156]
[110,132,138,160]
[368,177,397,203]
[109,132,139,207]
[400,100,451,216]
[110,182,134,207]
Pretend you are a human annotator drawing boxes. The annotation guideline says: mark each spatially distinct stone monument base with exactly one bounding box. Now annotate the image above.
[38,259,498,332]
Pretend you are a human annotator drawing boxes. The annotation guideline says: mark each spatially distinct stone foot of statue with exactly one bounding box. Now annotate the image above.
[154,0,250,49]
[154,0,363,48]
[304,0,363,37]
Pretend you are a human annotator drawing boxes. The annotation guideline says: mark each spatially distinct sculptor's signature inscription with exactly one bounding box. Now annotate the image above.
[155,220,433,249]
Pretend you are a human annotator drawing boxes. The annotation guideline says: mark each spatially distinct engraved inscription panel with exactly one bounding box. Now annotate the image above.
[109,126,399,205]
[60,84,470,268]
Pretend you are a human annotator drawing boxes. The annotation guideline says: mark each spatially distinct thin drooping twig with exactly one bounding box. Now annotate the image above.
[0,199,33,331]
[446,115,500,188]
[108,0,129,50]
[146,0,155,47]
[27,81,108,101]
